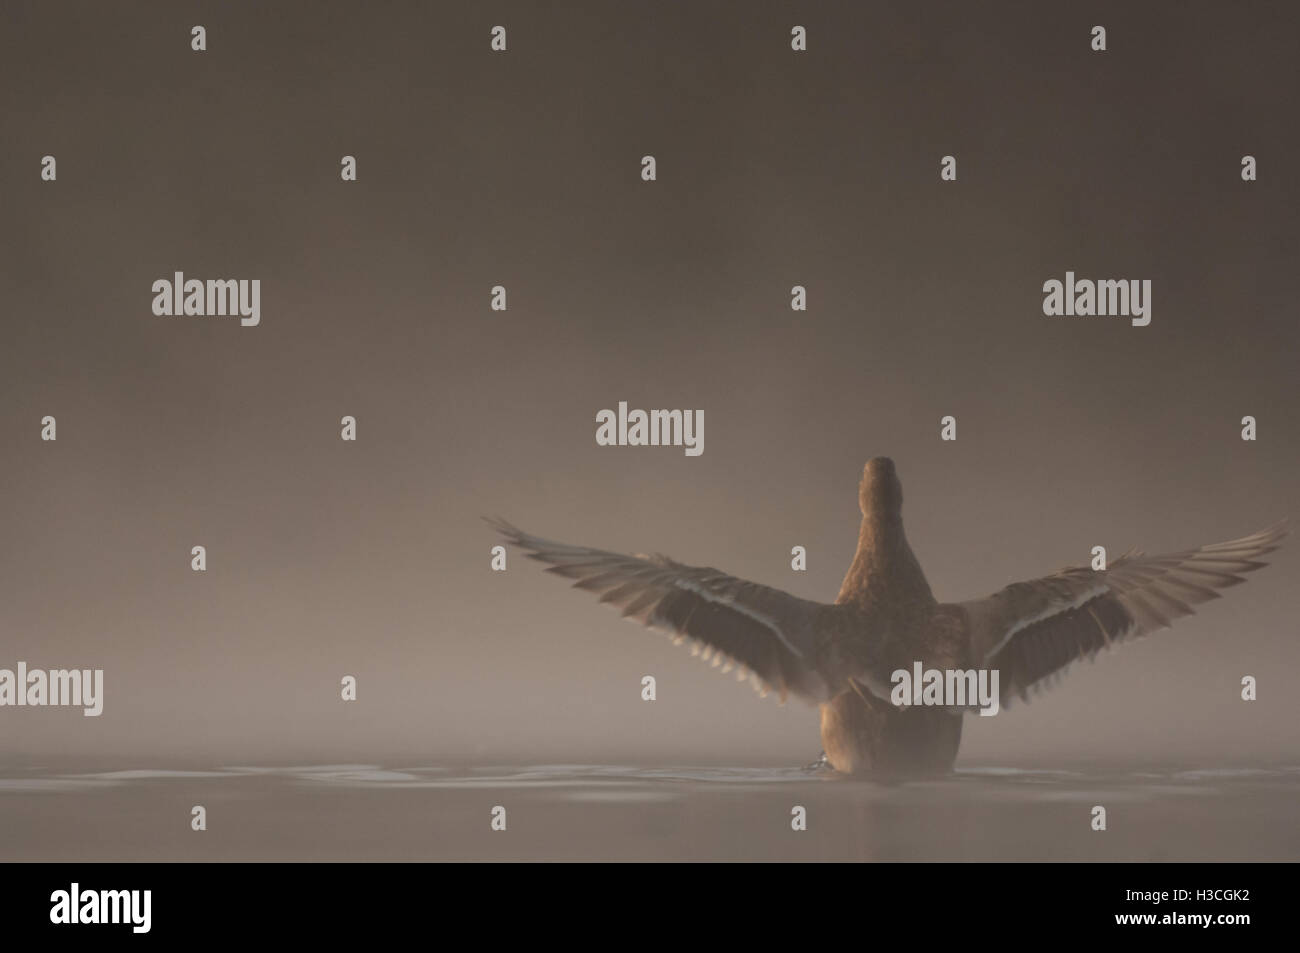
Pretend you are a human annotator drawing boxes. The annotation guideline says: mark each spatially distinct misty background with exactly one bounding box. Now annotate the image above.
[1,1,1296,768]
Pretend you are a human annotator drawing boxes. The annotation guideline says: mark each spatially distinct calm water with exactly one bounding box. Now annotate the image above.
[2,762,1297,862]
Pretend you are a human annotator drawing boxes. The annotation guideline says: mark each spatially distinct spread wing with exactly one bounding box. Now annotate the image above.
[488,519,836,703]
[960,523,1286,706]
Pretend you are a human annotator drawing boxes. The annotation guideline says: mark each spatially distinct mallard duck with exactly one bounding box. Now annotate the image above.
[489,458,1284,775]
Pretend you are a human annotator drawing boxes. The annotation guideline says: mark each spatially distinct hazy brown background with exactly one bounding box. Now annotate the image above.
[2,0,1296,769]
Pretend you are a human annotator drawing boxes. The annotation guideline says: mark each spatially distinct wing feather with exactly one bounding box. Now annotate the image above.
[961,523,1285,706]
[489,518,837,703]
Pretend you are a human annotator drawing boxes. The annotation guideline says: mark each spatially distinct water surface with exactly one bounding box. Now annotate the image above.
[3,762,1296,861]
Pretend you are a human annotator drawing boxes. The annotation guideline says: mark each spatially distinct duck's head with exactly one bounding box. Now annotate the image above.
[859,457,903,518]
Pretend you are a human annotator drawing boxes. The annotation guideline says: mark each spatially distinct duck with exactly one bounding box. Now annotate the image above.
[489,457,1284,775]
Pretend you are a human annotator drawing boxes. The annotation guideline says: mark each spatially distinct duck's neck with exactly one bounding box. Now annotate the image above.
[836,512,935,610]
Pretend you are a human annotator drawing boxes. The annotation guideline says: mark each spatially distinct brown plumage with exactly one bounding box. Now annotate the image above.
[489,457,1284,775]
